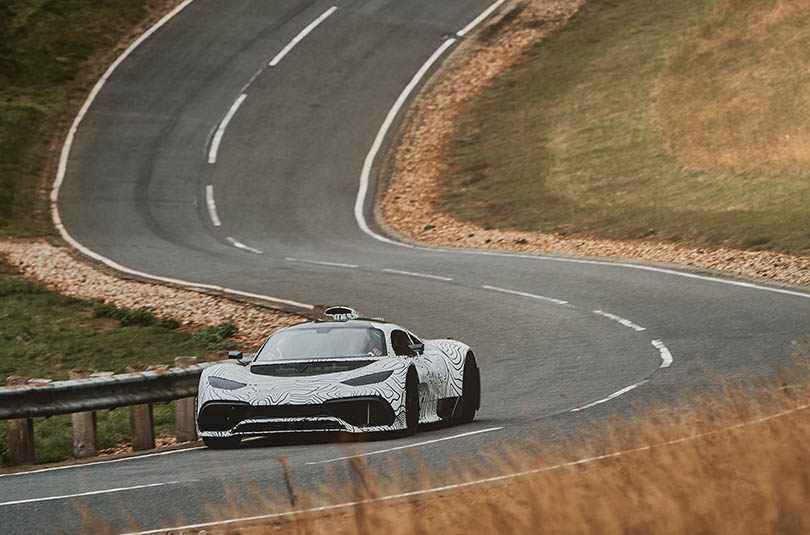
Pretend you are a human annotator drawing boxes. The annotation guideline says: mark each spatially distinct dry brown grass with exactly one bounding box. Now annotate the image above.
[160,371,810,535]
[656,0,810,173]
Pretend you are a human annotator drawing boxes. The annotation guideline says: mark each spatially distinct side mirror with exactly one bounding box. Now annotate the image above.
[408,343,424,356]
[228,351,243,360]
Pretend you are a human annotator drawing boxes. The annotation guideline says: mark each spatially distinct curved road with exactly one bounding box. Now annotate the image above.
[2,1,809,532]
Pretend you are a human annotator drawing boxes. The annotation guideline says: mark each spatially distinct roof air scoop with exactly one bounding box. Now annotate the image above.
[322,306,359,322]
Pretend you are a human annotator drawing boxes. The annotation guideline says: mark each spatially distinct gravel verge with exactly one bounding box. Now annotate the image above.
[380,0,810,288]
[0,239,303,349]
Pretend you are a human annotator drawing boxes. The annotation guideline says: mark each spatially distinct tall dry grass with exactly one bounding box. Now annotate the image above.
[656,0,810,173]
[166,370,810,534]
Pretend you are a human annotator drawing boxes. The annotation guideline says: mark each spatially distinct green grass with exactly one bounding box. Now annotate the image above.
[0,0,170,238]
[0,264,240,467]
[444,0,810,254]
[0,267,238,381]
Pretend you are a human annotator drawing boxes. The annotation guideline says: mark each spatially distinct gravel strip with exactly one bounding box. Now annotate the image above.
[0,240,303,349]
[381,0,810,288]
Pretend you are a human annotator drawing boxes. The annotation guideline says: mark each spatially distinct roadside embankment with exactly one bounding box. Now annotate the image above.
[382,0,810,286]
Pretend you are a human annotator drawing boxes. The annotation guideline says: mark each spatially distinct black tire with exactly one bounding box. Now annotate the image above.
[405,367,420,436]
[202,435,242,449]
[458,353,480,424]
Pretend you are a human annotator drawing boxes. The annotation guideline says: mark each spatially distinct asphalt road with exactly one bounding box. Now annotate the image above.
[2,1,809,533]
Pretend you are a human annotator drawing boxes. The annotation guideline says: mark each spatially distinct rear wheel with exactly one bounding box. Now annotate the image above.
[404,367,420,436]
[458,353,480,424]
[202,436,242,449]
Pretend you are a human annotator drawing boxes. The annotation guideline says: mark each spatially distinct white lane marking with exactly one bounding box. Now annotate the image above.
[51,0,198,205]
[481,284,568,306]
[0,481,183,507]
[457,0,507,37]
[382,268,453,281]
[652,339,674,368]
[307,427,503,466]
[592,310,646,332]
[570,381,648,412]
[0,447,206,479]
[208,93,247,164]
[354,38,457,248]
[285,257,358,269]
[569,340,673,412]
[205,185,222,227]
[226,237,263,254]
[462,249,810,300]
[269,6,338,66]
[122,402,810,535]
[47,0,312,315]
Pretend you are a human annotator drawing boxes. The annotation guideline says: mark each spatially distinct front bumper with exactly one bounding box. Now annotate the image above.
[197,396,401,437]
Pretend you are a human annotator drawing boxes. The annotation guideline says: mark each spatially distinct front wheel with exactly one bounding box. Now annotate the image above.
[458,353,480,424]
[404,367,420,436]
[202,435,242,449]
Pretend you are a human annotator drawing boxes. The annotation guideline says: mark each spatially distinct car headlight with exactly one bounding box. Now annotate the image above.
[341,370,394,386]
[208,376,247,390]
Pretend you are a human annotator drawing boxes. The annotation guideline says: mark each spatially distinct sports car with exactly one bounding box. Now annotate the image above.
[196,306,481,448]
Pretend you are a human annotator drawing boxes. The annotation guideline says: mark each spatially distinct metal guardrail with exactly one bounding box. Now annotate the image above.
[0,362,218,420]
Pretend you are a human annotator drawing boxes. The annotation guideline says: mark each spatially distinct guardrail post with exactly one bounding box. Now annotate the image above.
[6,376,35,466]
[174,357,198,442]
[130,404,154,450]
[69,371,98,458]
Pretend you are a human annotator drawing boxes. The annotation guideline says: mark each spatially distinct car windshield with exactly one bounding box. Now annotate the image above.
[255,325,387,361]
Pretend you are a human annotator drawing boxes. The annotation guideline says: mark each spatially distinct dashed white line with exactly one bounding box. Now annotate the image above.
[307,427,503,466]
[456,0,507,37]
[269,6,338,66]
[570,381,648,412]
[285,257,358,269]
[592,310,646,331]
[47,0,312,316]
[382,268,453,281]
[226,237,263,254]
[354,38,457,248]
[205,185,222,227]
[208,93,247,164]
[652,339,674,368]
[481,285,568,306]
[0,481,183,507]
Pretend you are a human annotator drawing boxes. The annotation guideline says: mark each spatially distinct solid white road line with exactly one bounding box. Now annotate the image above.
[652,339,674,368]
[48,0,309,315]
[592,310,646,332]
[570,381,648,412]
[0,481,183,507]
[269,6,338,66]
[382,268,453,281]
[205,185,222,226]
[208,93,247,164]
[122,402,810,535]
[354,38,457,248]
[0,447,206,479]
[456,0,507,37]
[226,237,263,254]
[307,427,503,466]
[51,0,198,205]
[458,249,810,301]
[481,284,568,306]
[285,257,359,268]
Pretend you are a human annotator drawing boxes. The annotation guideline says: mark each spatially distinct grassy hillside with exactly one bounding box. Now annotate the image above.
[445,0,810,254]
[0,263,238,466]
[0,0,173,237]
